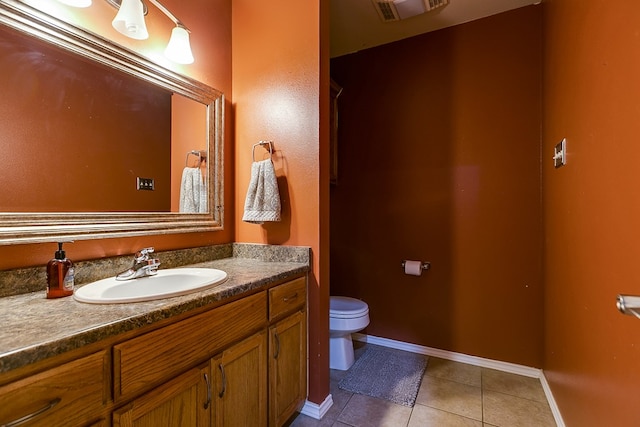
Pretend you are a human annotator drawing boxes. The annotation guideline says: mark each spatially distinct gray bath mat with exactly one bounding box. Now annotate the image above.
[338,345,428,407]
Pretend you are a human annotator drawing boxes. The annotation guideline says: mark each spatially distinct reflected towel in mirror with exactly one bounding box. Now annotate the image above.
[242,159,281,224]
[179,167,207,213]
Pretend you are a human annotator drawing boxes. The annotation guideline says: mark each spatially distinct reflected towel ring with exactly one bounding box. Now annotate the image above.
[252,140,274,162]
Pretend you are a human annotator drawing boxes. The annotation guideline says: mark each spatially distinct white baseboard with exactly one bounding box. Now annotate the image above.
[353,333,540,377]
[300,393,333,420]
[353,333,565,426]
[539,369,566,427]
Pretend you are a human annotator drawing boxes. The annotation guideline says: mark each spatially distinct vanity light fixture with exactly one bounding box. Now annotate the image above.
[111,0,194,64]
[57,0,195,64]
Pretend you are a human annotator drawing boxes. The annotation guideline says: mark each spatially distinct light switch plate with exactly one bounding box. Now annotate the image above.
[136,177,155,191]
[553,138,566,168]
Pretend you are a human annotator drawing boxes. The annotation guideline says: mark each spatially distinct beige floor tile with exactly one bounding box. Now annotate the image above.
[426,358,482,387]
[337,393,412,427]
[483,389,556,427]
[482,369,547,403]
[286,413,336,427]
[330,368,349,382]
[415,376,482,421]
[286,376,354,427]
[324,386,354,421]
[289,344,555,427]
[408,404,483,427]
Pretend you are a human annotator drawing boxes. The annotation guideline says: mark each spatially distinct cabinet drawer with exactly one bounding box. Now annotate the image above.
[269,277,306,321]
[0,351,107,427]
[114,291,267,401]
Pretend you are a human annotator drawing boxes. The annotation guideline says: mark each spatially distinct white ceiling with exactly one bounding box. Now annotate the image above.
[330,0,541,58]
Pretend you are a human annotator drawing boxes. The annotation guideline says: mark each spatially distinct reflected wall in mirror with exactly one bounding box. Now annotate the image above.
[0,0,224,244]
[0,24,173,212]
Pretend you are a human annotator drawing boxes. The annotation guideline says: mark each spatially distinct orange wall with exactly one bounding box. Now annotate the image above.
[232,0,329,404]
[330,6,543,367]
[543,1,640,425]
[0,0,233,269]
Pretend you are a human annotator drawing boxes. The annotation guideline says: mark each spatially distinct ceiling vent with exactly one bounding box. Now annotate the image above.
[373,0,449,22]
[424,0,449,11]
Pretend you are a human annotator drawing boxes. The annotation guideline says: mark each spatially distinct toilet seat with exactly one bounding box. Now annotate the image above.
[330,296,369,319]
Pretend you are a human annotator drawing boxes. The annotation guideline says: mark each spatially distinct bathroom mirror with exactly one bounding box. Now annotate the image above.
[0,0,224,245]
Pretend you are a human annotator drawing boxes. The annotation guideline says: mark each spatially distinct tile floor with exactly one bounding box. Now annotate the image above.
[287,343,557,427]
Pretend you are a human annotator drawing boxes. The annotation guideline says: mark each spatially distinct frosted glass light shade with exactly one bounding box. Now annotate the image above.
[112,0,148,40]
[57,0,92,7]
[164,26,194,64]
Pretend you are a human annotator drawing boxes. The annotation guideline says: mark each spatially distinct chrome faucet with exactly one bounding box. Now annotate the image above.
[116,247,161,280]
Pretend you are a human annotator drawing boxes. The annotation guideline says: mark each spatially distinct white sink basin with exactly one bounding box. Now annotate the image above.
[74,268,228,304]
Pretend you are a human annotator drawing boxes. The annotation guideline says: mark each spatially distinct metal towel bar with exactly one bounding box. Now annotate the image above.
[252,140,274,162]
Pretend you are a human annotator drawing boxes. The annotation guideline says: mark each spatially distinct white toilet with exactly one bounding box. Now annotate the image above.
[329,296,370,370]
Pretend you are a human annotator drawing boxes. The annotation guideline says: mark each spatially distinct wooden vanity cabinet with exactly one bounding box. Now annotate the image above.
[1,275,307,427]
[0,351,108,427]
[268,277,307,427]
[112,277,307,427]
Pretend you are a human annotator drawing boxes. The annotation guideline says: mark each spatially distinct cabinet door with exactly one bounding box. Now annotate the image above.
[269,310,307,427]
[113,363,210,427]
[213,331,267,427]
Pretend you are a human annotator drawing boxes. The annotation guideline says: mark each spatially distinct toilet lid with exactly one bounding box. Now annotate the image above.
[330,296,369,318]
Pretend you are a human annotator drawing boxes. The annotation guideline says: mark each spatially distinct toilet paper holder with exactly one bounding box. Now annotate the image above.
[401,260,431,271]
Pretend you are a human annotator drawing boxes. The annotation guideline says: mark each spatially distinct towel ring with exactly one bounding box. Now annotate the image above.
[185,150,206,167]
[252,141,274,162]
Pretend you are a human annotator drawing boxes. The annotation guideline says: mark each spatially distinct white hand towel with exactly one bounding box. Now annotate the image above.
[179,167,205,213]
[242,159,281,224]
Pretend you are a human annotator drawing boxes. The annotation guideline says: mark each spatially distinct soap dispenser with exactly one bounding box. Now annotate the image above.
[46,242,75,299]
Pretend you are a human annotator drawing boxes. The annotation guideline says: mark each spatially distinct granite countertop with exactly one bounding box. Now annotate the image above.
[0,257,308,374]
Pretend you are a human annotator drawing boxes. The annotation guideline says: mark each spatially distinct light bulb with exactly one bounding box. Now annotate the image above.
[112,0,148,40]
[164,26,194,64]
